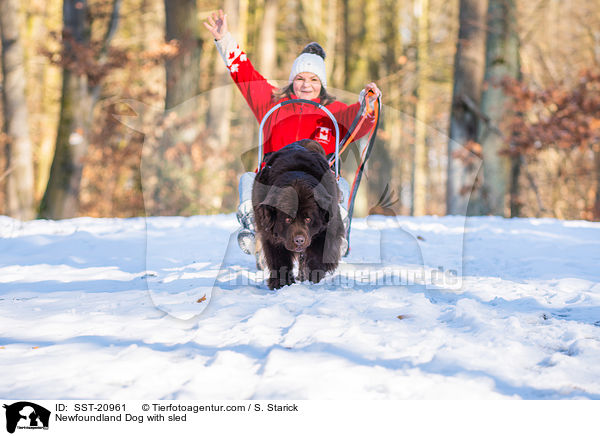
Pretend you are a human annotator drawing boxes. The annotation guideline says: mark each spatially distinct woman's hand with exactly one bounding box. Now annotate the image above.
[203,9,228,40]
[363,82,382,107]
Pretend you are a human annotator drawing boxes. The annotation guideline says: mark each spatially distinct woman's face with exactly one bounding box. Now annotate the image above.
[292,72,322,100]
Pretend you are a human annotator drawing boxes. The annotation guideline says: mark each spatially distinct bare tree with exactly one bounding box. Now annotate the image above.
[412,0,430,216]
[258,0,278,78]
[595,146,600,220]
[40,0,122,219]
[478,0,520,216]
[0,0,35,220]
[365,0,396,215]
[447,0,488,215]
[164,0,201,111]
[339,0,350,88]
[205,0,237,211]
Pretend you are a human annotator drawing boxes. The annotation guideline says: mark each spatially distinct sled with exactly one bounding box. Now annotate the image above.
[253,92,382,255]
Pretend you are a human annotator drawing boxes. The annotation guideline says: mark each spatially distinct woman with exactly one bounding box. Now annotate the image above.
[204,10,381,255]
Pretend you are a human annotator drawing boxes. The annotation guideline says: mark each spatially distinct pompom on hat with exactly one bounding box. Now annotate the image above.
[288,42,327,88]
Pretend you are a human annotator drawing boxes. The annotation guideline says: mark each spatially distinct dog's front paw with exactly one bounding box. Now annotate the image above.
[301,260,335,284]
[307,268,326,284]
[267,275,295,290]
[267,266,295,290]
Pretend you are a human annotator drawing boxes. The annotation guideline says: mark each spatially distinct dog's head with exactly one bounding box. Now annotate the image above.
[255,176,334,253]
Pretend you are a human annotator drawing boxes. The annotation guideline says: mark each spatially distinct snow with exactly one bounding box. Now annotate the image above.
[1,214,599,399]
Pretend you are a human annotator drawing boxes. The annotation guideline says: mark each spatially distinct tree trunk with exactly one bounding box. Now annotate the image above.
[40,0,94,219]
[164,0,201,111]
[509,153,523,217]
[446,0,487,216]
[205,0,236,211]
[382,0,404,213]
[340,0,350,88]
[238,0,249,49]
[40,67,94,219]
[366,0,393,215]
[594,146,600,221]
[25,0,56,202]
[412,0,430,216]
[324,0,337,85]
[477,0,520,216]
[258,0,278,78]
[0,0,35,220]
[40,0,121,219]
[207,0,236,146]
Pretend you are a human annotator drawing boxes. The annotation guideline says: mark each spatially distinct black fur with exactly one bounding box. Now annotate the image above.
[301,42,326,60]
[252,139,344,290]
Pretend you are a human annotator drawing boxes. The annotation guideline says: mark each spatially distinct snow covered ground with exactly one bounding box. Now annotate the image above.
[1,214,600,399]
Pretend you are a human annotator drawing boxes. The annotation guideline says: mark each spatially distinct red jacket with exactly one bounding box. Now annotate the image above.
[221,40,375,155]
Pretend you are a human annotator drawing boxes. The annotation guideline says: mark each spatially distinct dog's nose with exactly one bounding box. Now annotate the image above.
[294,235,305,246]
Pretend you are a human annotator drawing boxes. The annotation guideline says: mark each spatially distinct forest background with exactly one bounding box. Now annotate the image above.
[1,0,599,221]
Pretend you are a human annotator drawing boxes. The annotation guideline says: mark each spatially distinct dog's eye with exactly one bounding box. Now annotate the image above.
[285,217,293,224]
[304,217,312,223]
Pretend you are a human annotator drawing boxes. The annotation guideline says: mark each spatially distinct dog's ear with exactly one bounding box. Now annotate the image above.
[313,183,333,211]
[255,204,276,232]
[312,184,332,227]
[261,187,280,208]
[262,186,299,218]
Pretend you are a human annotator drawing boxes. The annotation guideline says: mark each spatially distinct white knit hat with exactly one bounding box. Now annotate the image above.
[288,53,327,88]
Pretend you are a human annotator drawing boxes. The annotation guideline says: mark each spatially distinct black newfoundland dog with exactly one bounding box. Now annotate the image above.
[252,139,345,290]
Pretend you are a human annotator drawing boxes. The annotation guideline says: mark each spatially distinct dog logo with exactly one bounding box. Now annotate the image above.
[3,402,50,434]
